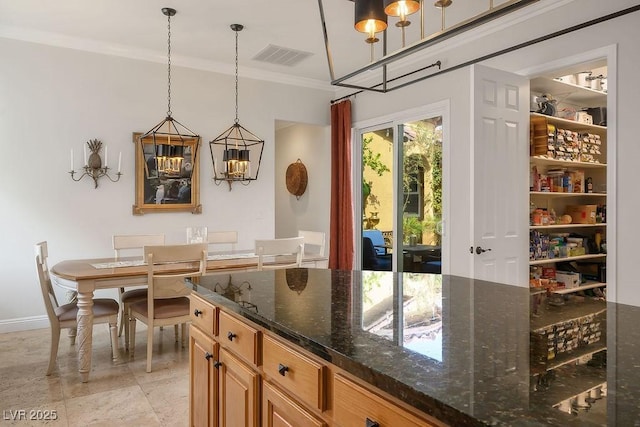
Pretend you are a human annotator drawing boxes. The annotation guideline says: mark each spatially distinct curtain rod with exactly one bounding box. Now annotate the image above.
[330,4,640,103]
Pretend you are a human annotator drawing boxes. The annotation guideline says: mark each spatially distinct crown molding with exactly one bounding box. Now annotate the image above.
[0,24,335,93]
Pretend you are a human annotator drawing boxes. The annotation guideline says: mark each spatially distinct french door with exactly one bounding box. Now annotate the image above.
[356,102,449,273]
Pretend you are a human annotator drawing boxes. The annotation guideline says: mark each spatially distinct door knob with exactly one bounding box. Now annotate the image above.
[475,246,492,254]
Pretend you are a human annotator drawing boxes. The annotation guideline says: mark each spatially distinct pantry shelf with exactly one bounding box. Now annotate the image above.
[530,254,606,265]
[530,224,606,230]
[530,156,606,169]
[530,192,606,198]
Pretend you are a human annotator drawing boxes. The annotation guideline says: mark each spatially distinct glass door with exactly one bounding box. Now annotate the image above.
[399,117,443,273]
[358,112,444,274]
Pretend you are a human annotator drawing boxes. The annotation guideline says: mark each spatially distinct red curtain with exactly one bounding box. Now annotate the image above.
[329,100,354,270]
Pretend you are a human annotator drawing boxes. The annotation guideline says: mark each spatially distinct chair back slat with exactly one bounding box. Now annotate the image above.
[113,234,165,259]
[255,237,304,271]
[298,230,326,256]
[207,230,238,251]
[35,241,59,325]
[145,243,207,302]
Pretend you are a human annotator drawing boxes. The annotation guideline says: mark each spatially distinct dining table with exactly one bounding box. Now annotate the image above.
[50,250,327,382]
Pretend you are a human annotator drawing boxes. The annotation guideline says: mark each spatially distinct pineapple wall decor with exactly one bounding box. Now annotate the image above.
[69,139,122,188]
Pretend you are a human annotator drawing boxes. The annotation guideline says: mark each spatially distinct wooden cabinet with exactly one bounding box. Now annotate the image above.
[191,293,219,337]
[190,295,450,427]
[262,381,327,427]
[333,373,443,427]
[262,334,326,411]
[189,325,218,427]
[218,310,260,366]
[529,74,607,296]
[218,348,260,427]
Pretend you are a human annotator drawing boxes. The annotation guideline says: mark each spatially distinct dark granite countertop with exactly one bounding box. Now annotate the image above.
[188,269,639,426]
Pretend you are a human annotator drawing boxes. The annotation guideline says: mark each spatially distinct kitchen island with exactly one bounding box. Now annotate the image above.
[187,269,639,426]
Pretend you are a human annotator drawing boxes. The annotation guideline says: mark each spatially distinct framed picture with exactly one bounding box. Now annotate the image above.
[132,132,202,215]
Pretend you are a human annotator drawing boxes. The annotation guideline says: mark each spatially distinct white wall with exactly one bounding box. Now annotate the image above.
[274,123,331,247]
[0,38,333,331]
[346,0,640,305]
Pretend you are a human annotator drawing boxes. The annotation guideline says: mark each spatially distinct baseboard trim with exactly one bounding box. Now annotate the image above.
[0,315,49,333]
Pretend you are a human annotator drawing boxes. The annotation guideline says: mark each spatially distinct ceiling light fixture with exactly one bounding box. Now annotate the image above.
[354,0,388,61]
[138,7,200,178]
[209,24,265,191]
[383,0,420,46]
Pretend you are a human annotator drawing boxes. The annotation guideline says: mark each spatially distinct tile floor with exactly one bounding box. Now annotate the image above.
[0,324,189,426]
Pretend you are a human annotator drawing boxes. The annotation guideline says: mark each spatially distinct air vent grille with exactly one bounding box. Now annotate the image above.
[252,44,313,67]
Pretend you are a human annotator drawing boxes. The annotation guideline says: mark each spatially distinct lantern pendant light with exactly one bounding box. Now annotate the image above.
[209,24,265,191]
[138,7,200,178]
[383,0,420,47]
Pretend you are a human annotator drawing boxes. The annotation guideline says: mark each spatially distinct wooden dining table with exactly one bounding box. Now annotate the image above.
[50,251,326,382]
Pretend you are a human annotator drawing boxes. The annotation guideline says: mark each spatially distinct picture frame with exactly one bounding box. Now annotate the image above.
[132,132,202,215]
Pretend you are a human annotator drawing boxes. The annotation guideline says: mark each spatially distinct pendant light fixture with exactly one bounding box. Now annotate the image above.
[383,0,420,46]
[354,0,388,61]
[138,7,200,178]
[209,24,265,191]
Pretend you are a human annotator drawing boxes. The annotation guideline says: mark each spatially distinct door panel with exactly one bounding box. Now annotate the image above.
[472,64,529,286]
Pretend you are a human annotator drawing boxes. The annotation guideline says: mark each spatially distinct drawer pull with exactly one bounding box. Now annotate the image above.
[227,331,237,341]
[365,419,380,427]
[278,363,289,377]
[204,352,213,361]
[278,363,289,376]
[193,309,203,317]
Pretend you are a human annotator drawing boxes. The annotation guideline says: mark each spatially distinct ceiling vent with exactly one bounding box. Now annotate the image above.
[252,44,313,67]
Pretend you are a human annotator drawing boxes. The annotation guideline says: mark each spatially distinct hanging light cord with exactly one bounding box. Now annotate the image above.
[166,12,172,118]
[234,29,239,124]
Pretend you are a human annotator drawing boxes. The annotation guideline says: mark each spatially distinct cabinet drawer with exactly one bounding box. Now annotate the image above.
[218,311,260,366]
[263,380,327,427]
[190,294,218,337]
[262,334,326,411]
[333,374,444,427]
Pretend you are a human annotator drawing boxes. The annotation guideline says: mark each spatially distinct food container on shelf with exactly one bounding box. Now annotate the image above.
[576,71,592,87]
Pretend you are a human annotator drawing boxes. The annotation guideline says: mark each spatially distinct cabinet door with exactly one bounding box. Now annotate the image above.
[190,325,218,427]
[262,381,327,427]
[218,348,260,427]
[333,374,443,427]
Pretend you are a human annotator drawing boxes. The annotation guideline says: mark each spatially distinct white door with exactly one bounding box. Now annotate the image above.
[471,64,529,286]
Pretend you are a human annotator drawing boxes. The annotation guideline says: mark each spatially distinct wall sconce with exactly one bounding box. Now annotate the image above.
[69,139,122,188]
[209,24,264,191]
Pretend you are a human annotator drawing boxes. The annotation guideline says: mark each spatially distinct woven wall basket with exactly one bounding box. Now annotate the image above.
[286,159,308,200]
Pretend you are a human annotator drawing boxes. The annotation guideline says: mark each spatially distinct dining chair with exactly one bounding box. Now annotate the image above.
[298,230,326,257]
[207,230,238,252]
[255,237,305,271]
[35,241,119,375]
[129,243,207,373]
[112,233,165,350]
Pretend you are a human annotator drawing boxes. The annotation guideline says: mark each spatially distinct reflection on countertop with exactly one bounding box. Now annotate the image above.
[188,269,638,426]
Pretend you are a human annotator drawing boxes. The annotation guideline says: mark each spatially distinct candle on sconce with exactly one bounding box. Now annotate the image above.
[83,145,87,167]
[118,152,122,173]
[104,145,108,168]
[70,149,74,171]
